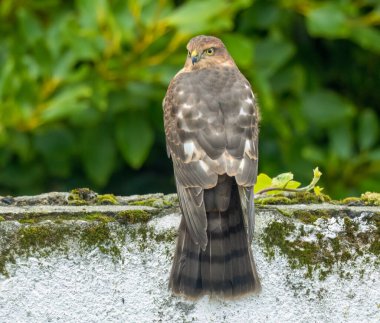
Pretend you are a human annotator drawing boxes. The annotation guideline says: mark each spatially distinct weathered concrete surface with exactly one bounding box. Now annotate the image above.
[0,193,379,322]
[0,204,155,218]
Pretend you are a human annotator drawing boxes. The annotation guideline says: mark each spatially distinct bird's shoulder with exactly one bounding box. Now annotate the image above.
[164,66,251,104]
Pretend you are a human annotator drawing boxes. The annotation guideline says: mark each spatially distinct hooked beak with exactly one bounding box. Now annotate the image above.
[191,50,200,65]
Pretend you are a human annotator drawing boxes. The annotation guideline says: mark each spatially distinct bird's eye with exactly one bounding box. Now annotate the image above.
[206,48,215,55]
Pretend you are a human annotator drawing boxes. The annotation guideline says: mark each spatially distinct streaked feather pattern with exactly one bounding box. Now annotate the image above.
[163,35,261,299]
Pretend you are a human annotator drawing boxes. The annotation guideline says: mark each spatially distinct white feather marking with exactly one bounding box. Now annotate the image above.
[239,158,246,171]
[178,90,184,95]
[244,84,250,89]
[199,160,209,172]
[184,141,195,158]
[245,97,253,105]
[239,107,249,116]
[244,139,251,154]
[182,103,192,109]
[177,111,183,118]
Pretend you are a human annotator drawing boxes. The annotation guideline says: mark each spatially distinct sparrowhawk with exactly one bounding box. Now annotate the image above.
[163,35,261,299]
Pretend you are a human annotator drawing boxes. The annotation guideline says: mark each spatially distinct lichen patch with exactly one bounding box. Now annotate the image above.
[260,211,380,280]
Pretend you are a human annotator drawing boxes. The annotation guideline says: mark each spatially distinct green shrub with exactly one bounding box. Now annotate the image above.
[0,0,379,198]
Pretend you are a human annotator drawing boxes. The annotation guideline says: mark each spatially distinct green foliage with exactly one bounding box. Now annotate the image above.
[0,0,379,197]
[255,168,322,196]
[115,114,154,169]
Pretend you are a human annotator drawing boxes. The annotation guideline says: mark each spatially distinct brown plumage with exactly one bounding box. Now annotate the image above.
[163,35,261,299]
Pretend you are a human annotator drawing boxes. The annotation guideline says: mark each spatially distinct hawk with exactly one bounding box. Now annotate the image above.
[163,35,261,299]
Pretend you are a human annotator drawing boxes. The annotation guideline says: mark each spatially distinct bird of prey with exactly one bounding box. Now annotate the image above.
[163,35,261,299]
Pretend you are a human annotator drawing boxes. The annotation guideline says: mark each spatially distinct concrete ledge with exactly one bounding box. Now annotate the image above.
[0,192,379,322]
[0,205,156,219]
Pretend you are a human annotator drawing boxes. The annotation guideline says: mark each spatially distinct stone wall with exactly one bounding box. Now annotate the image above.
[0,191,379,322]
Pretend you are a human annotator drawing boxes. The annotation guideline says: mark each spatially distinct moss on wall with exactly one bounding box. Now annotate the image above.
[128,224,177,252]
[0,221,126,277]
[256,192,331,206]
[260,212,380,280]
[257,191,380,207]
[117,210,151,223]
[68,188,119,205]
[340,192,380,206]
[0,213,177,277]
[1,191,379,282]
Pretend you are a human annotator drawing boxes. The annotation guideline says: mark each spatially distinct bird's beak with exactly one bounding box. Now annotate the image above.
[191,50,200,65]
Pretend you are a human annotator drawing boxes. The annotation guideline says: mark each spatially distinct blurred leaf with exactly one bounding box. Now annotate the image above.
[45,13,68,58]
[271,64,305,95]
[30,40,53,77]
[306,3,350,38]
[358,109,379,150]
[351,25,380,54]
[221,34,253,68]
[302,146,326,164]
[165,0,250,34]
[165,0,229,33]
[0,163,44,191]
[358,177,380,196]
[243,2,280,30]
[254,37,295,78]
[113,3,136,42]
[301,90,355,127]
[22,55,40,79]
[115,114,154,169]
[76,0,108,29]
[69,36,104,61]
[251,72,274,111]
[80,127,116,187]
[329,123,353,159]
[17,8,43,44]
[41,86,92,123]
[33,127,75,177]
[9,131,31,162]
[68,107,102,127]
[52,52,76,79]
[0,58,14,99]
[368,149,380,161]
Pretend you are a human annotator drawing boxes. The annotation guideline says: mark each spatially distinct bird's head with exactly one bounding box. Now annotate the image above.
[184,35,235,70]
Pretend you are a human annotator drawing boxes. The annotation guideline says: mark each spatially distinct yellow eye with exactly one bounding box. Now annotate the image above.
[205,48,215,55]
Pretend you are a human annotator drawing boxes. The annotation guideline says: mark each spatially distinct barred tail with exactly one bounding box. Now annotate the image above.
[169,176,261,299]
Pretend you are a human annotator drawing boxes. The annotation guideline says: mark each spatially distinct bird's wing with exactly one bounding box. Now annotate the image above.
[163,72,217,250]
[163,68,259,249]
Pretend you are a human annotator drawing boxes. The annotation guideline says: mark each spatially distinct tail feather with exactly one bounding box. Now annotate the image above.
[169,176,261,299]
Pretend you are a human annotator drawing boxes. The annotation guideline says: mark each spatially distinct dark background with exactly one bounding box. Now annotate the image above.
[0,0,379,198]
